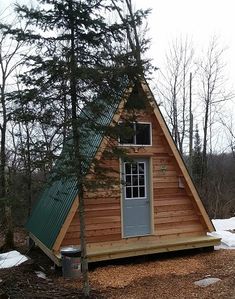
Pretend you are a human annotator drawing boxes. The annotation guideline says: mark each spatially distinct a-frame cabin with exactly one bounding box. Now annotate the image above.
[26,79,220,265]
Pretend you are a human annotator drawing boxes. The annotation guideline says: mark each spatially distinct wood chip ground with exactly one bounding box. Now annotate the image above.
[0,229,234,298]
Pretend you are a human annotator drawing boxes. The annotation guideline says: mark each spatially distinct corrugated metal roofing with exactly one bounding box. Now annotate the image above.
[26,85,127,250]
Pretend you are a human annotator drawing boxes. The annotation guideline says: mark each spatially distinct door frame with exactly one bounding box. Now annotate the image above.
[120,156,154,238]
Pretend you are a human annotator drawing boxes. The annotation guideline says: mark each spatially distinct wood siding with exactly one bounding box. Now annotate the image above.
[61,108,206,249]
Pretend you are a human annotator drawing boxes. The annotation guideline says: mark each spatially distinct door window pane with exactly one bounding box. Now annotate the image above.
[132,163,138,174]
[139,187,145,197]
[139,175,145,186]
[132,175,138,186]
[126,187,132,198]
[125,163,131,174]
[125,175,131,186]
[133,187,138,197]
[138,163,145,174]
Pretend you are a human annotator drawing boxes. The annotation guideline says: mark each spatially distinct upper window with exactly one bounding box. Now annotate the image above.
[119,122,152,146]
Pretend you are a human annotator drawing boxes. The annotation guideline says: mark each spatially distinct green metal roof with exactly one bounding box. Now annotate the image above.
[26,86,127,250]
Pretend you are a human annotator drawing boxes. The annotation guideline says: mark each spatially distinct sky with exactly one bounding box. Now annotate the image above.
[133,0,235,86]
[1,0,235,150]
[1,0,235,84]
[134,0,235,151]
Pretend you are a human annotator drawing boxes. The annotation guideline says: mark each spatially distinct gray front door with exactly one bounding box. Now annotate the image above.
[122,158,151,237]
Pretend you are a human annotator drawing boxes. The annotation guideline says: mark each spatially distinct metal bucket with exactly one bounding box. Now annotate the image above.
[60,246,81,278]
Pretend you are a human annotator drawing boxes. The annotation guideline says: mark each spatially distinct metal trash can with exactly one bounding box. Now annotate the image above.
[60,246,81,278]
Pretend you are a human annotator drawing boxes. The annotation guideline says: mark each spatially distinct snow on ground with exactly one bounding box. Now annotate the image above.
[209,217,235,249]
[0,250,28,269]
[35,271,47,279]
[194,277,221,287]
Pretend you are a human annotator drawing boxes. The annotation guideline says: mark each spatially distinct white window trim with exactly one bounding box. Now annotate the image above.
[118,121,152,147]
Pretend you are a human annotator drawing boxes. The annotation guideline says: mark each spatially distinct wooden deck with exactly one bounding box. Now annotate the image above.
[31,232,220,266]
[85,235,221,262]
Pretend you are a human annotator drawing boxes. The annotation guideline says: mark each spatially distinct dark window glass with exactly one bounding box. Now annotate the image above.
[126,187,131,198]
[132,163,138,174]
[119,123,151,145]
[138,162,145,174]
[125,175,131,186]
[139,175,145,186]
[125,163,131,175]
[119,123,135,144]
[136,123,151,145]
[139,187,145,197]
[132,175,138,186]
[133,187,138,197]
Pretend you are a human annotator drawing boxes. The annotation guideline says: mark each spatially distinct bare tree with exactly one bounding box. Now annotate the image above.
[157,37,195,154]
[0,19,26,198]
[220,115,235,158]
[197,37,234,183]
[0,17,27,248]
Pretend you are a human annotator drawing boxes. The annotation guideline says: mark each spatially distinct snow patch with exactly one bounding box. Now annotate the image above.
[35,271,47,280]
[194,277,221,287]
[210,231,235,248]
[208,217,235,250]
[0,251,28,269]
[212,217,235,231]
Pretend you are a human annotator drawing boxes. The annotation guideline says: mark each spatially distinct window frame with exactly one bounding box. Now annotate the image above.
[118,121,152,146]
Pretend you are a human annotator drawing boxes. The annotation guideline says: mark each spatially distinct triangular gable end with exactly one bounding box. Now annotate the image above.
[52,79,215,254]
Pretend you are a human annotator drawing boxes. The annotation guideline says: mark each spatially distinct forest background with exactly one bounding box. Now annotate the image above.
[0,0,234,235]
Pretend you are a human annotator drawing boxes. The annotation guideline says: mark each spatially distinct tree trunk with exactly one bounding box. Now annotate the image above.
[0,123,6,198]
[26,125,32,217]
[202,85,210,185]
[4,205,14,249]
[0,81,7,199]
[189,72,193,174]
[69,0,89,296]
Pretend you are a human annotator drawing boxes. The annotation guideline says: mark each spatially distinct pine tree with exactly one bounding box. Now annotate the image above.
[4,0,151,296]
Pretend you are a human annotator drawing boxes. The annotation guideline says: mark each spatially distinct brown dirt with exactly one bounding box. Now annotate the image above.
[0,229,234,299]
